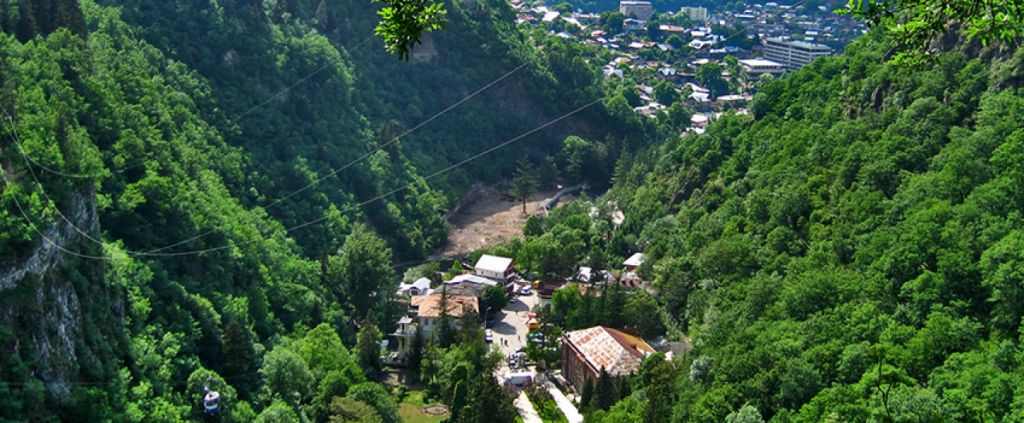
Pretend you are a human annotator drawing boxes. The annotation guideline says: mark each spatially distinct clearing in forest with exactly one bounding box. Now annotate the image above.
[439,188,572,257]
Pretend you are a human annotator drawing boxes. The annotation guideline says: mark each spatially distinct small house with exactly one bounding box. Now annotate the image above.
[623,253,645,271]
[474,254,515,281]
[396,277,432,296]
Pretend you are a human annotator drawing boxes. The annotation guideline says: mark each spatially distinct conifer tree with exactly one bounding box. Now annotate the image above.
[594,367,617,410]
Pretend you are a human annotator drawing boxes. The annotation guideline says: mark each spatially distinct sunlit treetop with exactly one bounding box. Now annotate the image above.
[374,0,448,60]
[843,0,1024,64]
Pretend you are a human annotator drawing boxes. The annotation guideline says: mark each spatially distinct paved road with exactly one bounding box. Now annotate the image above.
[514,391,543,423]
[492,287,539,371]
[544,380,583,423]
[493,287,542,423]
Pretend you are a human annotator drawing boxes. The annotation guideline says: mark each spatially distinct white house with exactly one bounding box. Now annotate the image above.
[623,252,645,271]
[396,277,432,296]
[474,254,515,281]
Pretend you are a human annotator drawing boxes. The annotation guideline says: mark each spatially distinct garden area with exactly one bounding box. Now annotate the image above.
[397,390,449,423]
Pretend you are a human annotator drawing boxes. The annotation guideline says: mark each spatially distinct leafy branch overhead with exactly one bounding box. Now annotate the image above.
[374,0,448,60]
[843,0,1024,64]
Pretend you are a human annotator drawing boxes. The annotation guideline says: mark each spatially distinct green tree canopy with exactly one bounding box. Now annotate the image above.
[330,225,396,318]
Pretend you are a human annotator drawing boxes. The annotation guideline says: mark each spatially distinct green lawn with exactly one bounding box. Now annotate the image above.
[398,390,448,423]
[527,389,567,423]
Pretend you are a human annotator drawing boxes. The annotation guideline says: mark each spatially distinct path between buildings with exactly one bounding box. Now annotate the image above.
[515,391,543,423]
[544,380,584,423]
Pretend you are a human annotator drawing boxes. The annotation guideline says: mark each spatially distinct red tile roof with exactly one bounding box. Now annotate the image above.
[563,326,655,377]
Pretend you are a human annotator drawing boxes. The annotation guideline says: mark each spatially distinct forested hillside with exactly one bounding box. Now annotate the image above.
[599,30,1024,421]
[96,0,620,259]
[0,0,624,420]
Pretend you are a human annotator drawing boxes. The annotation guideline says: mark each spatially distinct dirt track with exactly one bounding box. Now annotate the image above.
[437,188,571,256]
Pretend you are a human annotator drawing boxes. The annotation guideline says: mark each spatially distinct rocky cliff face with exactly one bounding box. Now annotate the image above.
[0,188,125,400]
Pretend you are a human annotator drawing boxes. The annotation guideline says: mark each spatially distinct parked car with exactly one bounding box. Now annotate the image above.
[485,329,493,343]
[519,286,532,295]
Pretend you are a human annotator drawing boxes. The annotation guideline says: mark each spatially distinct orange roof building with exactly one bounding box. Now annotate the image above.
[560,326,655,392]
[410,294,478,318]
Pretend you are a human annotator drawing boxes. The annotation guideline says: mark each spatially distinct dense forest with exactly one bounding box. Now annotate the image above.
[0,0,630,420]
[589,29,1024,421]
[6,0,1024,420]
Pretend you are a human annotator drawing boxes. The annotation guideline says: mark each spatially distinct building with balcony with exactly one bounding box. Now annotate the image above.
[392,293,479,364]
[764,37,831,69]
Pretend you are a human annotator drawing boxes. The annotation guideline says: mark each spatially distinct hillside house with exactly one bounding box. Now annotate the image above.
[396,277,432,296]
[623,253,645,271]
[474,254,515,281]
[392,293,479,364]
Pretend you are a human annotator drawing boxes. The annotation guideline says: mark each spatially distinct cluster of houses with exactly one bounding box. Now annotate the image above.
[507,0,857,133]
[713,2,865,51]
[390,251,654,362]
[390,254,518,364]
[389,249,692,409]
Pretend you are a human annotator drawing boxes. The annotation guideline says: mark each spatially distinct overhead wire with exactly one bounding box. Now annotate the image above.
[4,47,528,257]
[0,3,809,389]
[1,96,601,260]
[232,35,375,121]
[129,97,604,258]
[7,9,771,259]
[143,61,530,254]
[12,34,375,180]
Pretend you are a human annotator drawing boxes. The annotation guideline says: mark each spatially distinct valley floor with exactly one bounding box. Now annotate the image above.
[438,188,574,256]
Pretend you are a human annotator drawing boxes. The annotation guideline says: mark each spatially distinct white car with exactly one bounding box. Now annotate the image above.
[485,329,493,343]
[519,286,532,295]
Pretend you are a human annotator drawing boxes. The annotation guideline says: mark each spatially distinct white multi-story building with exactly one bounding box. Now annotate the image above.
[619,0,654,21]
[764,37,831,69]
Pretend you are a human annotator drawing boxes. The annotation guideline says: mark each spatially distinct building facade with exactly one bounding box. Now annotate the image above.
[619,1,654,21]
[739,58,787,75]
[764,37,831,69]
[392,293,478,363]
[560,326,655,392]
[679,6,708,22]
[474,254,515,281]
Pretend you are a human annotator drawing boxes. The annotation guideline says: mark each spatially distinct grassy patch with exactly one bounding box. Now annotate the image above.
[398,390,448,423]
[527,388,567,423]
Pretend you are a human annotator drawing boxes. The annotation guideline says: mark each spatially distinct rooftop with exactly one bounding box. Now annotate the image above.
[739,58,784,67]
[766,37,830,50]
[397,277,432,295]
[563,326,655,377]
[410,294,479,318]
[624,252,645,267]
[447,273,500,286]
[475,254,514,273]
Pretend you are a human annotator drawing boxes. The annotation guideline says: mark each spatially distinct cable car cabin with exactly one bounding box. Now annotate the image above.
[203,390,221,414]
